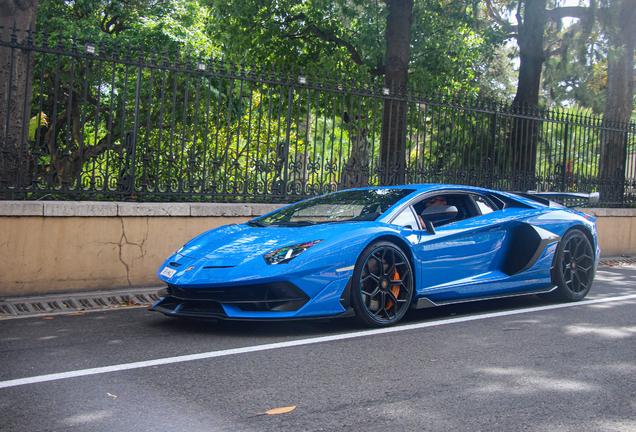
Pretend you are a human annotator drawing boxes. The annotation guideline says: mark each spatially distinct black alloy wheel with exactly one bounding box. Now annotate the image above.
[550,229,595,301]
[351,241,414,327]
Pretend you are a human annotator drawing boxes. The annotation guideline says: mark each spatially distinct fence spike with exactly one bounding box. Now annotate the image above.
[11,20,18,44]
[56,27,64,50]
[112,36,119,59]
[250,60,256,79]
[160,47,169,66]
[41,25,50,48]
[71,31,78,53]
[270,63,277,81]
[26,24,34,47]
[218,55,225,73]
[150,46,157,65]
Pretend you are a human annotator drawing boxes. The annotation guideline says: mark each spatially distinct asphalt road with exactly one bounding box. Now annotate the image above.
[1,266,636,432]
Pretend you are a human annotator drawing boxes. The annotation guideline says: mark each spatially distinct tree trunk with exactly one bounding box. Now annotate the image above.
[599,0,636,205]
[379,0,413,185]
[0,0,39,196]
[511,0,546,190]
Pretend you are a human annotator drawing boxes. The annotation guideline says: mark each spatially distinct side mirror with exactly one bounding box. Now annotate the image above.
[421,205,458,223]
[420,205,458,235]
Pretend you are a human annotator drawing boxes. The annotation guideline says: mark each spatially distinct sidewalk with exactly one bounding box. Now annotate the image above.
[1,256,634,320]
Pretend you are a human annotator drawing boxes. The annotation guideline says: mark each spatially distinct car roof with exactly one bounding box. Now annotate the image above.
[348,183,512,197]
[357,184,547,220]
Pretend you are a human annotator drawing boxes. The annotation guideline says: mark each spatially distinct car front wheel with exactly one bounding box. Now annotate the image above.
[351,241,414,327]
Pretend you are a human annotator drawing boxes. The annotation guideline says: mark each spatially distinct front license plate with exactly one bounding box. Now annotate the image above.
[160,267,177,278]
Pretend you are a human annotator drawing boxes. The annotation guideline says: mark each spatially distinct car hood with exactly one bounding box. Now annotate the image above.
[177,222,367,263]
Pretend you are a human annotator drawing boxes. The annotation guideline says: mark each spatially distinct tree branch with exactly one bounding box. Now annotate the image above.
[547,6,590,21]
[302,25,365,66]
[484,0,516,32]
[280,11,366,67]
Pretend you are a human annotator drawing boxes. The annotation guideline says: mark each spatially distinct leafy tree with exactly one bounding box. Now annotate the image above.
[202,0,505,183]
[483,0,596,188]
[36,0,217,54]
[597,0,636,203]
[475,43,518,101]
[21,0,225,194]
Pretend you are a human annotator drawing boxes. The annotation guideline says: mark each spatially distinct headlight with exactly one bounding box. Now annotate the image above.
[263,240,323,265]
[171,244,185,256]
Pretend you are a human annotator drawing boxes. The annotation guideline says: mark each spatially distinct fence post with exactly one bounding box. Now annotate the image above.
[489,112,497,189]
[117,130,136,200]
[131,62,142,195]
[621,123,629,205]
[283,82,294,199]
[561,122,569,192]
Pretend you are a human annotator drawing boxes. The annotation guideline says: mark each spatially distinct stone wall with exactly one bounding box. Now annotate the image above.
[0,202,634,297]
[575,208,636,257]
[0,202,283,296]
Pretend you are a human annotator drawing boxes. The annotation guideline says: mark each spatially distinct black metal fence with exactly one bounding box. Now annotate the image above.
[1,27,635,205]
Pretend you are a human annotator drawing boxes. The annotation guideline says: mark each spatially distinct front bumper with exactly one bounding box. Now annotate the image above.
[151,281,310,317]
[150,278,354,320]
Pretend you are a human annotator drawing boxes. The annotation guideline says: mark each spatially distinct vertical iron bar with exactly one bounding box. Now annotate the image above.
[191,67,203,194]
[243,78,255,197]
[18,32,33,192]
[33,46,48,190]
[283,79,294,199]
[130,59,142,198]
[179,66,191,194]
[142,62,155,194]
[233,75,245,196]
[489,113,497,189]
[561,122,569,192]
[89,49,104,193]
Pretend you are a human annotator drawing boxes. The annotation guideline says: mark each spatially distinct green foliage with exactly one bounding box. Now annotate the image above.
[26,0,624,201]
[37,0,219,57]
[202,0,506,93]
[475,43,518,101]
[541,21,607,114]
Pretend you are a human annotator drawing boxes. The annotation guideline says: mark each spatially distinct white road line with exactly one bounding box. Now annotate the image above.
[2,293,636,389]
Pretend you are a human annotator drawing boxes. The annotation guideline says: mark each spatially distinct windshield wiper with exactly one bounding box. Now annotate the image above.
[271,220,318,227]
[247,220,267,227]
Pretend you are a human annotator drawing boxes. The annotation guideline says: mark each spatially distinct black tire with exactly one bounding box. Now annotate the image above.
[351,241,414,327]
[549,229,595,302]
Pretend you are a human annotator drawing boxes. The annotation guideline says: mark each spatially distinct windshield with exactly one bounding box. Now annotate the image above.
[253,189,415,226]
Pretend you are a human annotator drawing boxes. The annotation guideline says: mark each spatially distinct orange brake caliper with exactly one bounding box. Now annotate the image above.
[385,268,401,310]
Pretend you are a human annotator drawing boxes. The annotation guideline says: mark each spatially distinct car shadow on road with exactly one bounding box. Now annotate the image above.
[146,294,555,338]
[146,265,636,338]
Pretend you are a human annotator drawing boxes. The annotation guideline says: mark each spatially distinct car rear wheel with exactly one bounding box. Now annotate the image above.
[550,229,595,302]
[351,241,414,327]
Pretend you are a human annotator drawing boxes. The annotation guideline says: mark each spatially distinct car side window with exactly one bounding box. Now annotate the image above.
[473,195,499,215]
[391,207,419,230]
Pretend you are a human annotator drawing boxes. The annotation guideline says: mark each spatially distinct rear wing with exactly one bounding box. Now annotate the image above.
[520,191,600,208]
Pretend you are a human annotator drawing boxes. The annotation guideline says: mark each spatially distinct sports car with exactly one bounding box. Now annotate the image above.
[151,184,600,327]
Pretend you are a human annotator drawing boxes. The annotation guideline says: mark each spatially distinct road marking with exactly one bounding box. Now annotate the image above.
[2,293,636,389]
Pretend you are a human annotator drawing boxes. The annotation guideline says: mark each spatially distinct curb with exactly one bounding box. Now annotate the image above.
[0,287,162,320]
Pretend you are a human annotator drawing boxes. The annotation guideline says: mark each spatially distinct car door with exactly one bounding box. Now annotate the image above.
[413,193,516,301]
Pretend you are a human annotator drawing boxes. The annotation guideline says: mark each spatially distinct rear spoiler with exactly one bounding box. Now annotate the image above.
[521,191,600,208]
